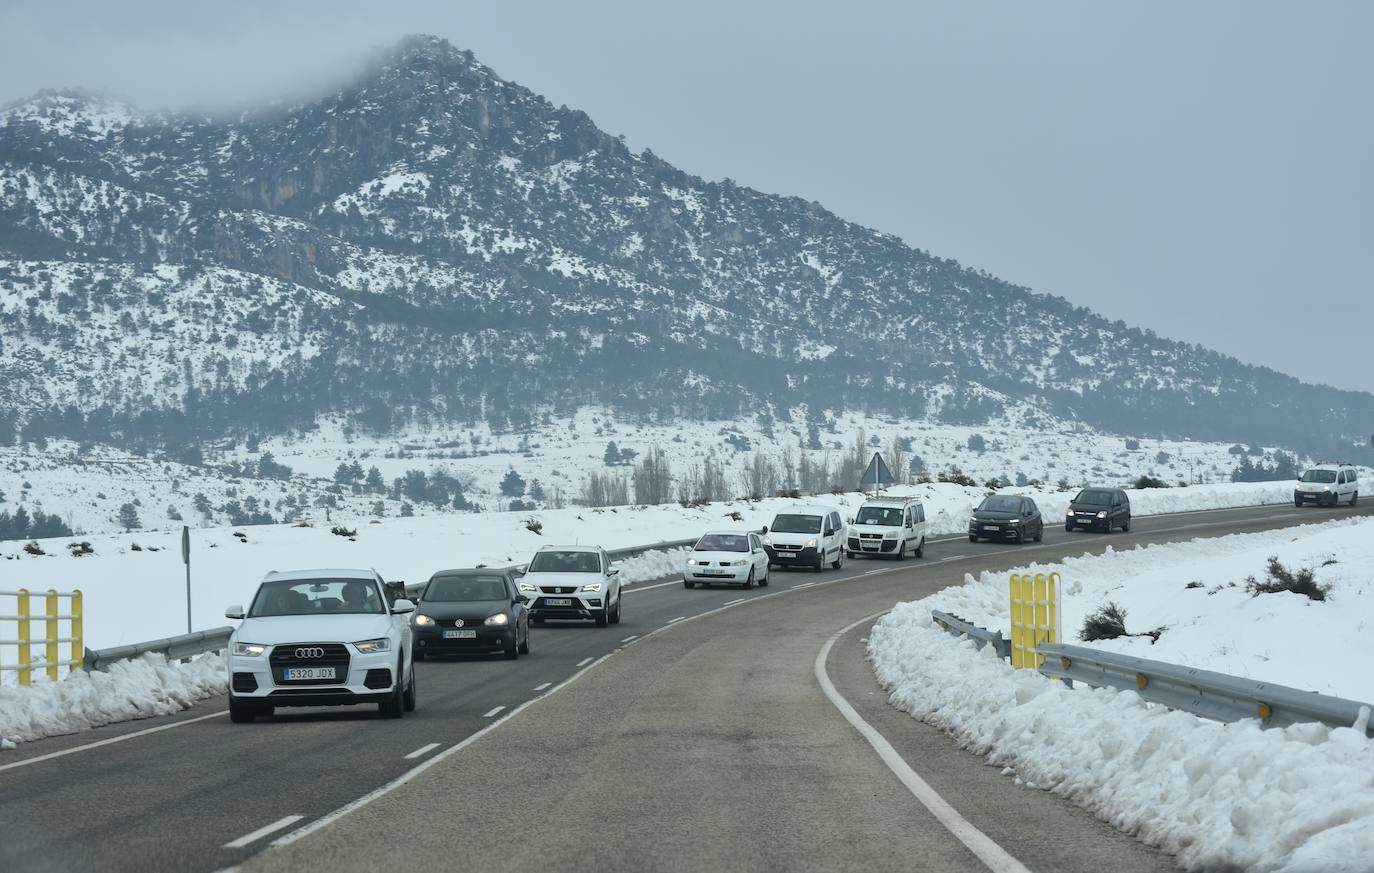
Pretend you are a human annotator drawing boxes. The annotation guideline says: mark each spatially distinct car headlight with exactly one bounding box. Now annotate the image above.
[518,581,536,592]
[484,613,509,626]
[687,558,699,566]
[232,641,267,657]
[353,637,391,654]
[1096,511,1107,519]
[581,582,602,592]
[728,559,748,566]
[762,536,771,546]
[1322,485,1329,491]
[1066,511,1074,518]
[884,531,898,538]
[413,614,435,626]
[969,516,978,524]
[805,538,817,548]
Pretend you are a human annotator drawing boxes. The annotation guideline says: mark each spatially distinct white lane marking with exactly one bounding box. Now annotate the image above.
[620,635,639,643]
[667,616,686,624]
[863,569,884,575]
[623,579,683,594]
[816,614,1030,873]
[270,652,615,849]
[792,582,816,589]
[482,706,506,718]
[0,709,227,774]
[403,743,439,760]
[532,682,552,692]
[223,815,305,849]
[938,555,967,563]
[575,657,593,667]
[724,598,746,606]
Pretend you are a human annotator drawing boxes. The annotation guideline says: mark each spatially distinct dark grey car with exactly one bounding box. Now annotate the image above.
[968,495,1043,543]
[411,569,530,660]
[1065,488,1131,533]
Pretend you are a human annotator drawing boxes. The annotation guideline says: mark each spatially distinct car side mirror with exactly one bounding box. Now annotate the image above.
[515,595,529,604]
[225,605,244,620]
[607,568,620,577]
[391,598,415,615]
[760,525,769,534]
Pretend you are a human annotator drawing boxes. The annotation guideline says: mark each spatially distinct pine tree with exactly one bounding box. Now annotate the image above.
[365,465,385,493]
[603,441,620,466]
[500,468,526,497]
[118,502,142,532]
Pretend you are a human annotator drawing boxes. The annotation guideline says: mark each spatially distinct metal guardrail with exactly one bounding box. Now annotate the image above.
[930,610,1011,660]
[1037,643,1374,737]
[84,627,234,673]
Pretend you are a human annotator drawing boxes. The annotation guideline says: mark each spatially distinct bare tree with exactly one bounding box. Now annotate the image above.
[581,471,629,507]
[633,446,673,505]
[886,435,907,487]
[780,444,797,491]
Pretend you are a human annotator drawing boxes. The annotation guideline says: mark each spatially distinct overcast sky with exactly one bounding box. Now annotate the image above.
[3,1,1371,393]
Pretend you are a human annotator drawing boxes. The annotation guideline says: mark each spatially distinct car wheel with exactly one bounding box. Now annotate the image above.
[403,664,417,712]
[413,649,425,662]
[518,622,531,654]
[610,594,622,624]
[832,549,842,570]
[1122,515,1130,532]
[228,697,257,723]
[1034,526,1043,543]
[1065,523,1073,533]
[595,606,609,627]
[845,551,855,560]
[1013,527,1024,544]
[759,566,770,587]
[1352,491,1359,506]
[915,537,924,558]
[969,534,978,542]
[380,665,405,719]
[743,568,755,589]
[896,539,906,561]
[684,578,695,589]
[504,633,519,660]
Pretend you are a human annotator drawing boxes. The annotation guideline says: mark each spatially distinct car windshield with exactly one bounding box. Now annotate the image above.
[978,496,1022,513]
[1074,490,1113,505]
[771,514,823,534]
[855,506,904,526]
[527,551,602,573]
[696,534,749,552]
[249,578,386,617]
[1301,470,1338,483]
[424,575,509,601]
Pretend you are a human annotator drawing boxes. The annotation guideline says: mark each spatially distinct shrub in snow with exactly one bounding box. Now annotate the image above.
[1134,475,1168,489]
[1079,602,1162,643]
[23,541,44,556]
[67,541,94,557]
[1246,557,1330,602]
[524,517,543,535]
[725,510,743,522]
[330,525,357,538]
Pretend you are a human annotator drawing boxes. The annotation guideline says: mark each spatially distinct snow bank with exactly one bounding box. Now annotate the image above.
[0,653,226,746]
[616,548,691,585]
[868,518,1374,871]
[868,616,1374,872]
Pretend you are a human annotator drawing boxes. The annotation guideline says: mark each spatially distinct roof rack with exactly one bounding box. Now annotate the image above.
[861,495,919,504]
[1314,460,1353,466]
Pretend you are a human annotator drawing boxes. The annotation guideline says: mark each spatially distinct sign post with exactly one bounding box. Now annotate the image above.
[859,452,894,496]
[181,525,191,634]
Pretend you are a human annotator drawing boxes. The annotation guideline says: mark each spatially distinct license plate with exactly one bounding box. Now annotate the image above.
[704,570,730,576]
[443,629,477,639]
[983,525,1000,531]
[283,667,336,681]
[546,598,573,606]
[776,553,793,559]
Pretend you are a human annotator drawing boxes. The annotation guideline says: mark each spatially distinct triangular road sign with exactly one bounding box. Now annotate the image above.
[860,452,893,488]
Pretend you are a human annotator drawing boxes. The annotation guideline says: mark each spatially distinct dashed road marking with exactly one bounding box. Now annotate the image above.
[724,598,746,606]
[532,682,552,692]
[667,616,686,624]
[792,582,816,589]
[482,706,505,718]
[223,815,305,849]
[403,743,439,760]
[620,635,639,643]
[575,657,593,667]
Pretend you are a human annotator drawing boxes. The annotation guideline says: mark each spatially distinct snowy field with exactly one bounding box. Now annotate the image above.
[868,518,1374,872]
[0,409,1306,538]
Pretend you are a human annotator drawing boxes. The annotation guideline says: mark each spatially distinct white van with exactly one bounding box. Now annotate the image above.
[764,505,846,571]
[1295,462,1359,507]
[846,496,926,560]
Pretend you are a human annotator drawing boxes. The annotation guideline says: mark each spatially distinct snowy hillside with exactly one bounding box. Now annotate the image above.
[3,36,1372,459]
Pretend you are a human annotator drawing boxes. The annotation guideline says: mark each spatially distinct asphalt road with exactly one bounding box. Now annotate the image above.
[2,499,1369,873]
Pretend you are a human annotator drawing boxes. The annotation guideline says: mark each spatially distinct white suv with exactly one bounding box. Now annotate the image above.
[225,568,416,722]
[1294,462,1359,507]
[519,545,622,627]
[764,505,846,571]
[846,496,926,559]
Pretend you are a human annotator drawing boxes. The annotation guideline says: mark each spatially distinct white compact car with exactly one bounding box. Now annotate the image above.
[684,530,770,589]
[519,545,622,627]
[1294,462,1359,507]
[846,496,926,559]
[764,504,846,571]
[225,568,416,723]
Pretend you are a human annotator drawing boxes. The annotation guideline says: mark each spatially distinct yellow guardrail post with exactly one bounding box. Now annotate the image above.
[18,587,31,686]
[1009,571,1062,671]
[46,588,60,682]
[72,588,84,672]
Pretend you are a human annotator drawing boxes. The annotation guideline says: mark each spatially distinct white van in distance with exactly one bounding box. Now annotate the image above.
[846,496,926,559]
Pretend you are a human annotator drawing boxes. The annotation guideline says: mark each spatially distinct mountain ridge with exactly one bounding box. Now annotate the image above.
[1,34,1369,460]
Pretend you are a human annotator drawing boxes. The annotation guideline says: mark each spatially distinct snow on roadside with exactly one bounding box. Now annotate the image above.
[0,652,226,746]
[868,518,1374,872]
[615,548,691,585]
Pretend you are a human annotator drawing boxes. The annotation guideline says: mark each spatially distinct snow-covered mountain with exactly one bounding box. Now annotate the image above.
[1,34,1370,458]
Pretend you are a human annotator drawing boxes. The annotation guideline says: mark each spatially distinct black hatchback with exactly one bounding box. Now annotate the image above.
[1065,488,1131,533]
[412,569,530,660]
[969,495,1043,543]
